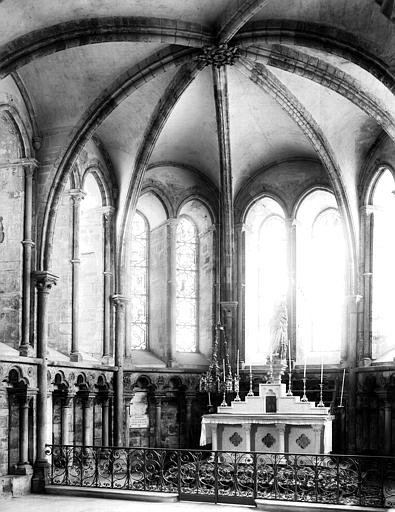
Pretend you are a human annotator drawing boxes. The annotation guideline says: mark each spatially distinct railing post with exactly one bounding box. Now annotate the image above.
[214,450,219,504]
[177,449,181,496]
[253,451,257,500]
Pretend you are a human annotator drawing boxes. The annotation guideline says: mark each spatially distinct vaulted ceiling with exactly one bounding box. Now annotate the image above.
[0,0,394,229]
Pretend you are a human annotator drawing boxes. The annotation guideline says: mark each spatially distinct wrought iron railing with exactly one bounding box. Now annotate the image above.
[45,445,395,508]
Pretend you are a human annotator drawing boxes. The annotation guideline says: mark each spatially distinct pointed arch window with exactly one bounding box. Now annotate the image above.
[370,169,395,361]
[130,212,149,350]
[176,216,198,352]
[245,197,287,363]
[296,190,345,362]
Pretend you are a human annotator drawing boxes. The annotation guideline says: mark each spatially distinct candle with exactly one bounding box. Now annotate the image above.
[303,356,306,379]
[320,356,324,384]
[340,368,346,406]
[223,359,226,382]
[249,363,252,376]
[237,349,240,377]
[288,341,292,371]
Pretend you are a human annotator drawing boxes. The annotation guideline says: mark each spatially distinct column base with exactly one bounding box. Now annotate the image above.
[102,355,114,365]
[19,344,34,357]
[70,351,83,362]
[15,463,33,475]
[31,460,49,493]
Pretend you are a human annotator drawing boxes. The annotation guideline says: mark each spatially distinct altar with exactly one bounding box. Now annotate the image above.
[200,381,334,454]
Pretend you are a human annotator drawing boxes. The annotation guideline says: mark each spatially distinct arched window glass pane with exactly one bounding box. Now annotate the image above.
[130,212,148,350]
[79,173,104,356]
[371,169,395,361]
[296,191,345,363]
[245,198,287,364]
[176,217,198,352]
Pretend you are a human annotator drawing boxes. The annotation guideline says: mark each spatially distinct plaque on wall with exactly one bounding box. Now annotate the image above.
[129,392,149,428]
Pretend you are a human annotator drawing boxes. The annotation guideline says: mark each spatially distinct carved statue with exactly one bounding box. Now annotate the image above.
[269,300,288,360]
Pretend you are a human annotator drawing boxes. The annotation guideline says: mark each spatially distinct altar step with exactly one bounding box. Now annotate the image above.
[46,485,179,503]
[256,499,389,512]
[218,393,319,414]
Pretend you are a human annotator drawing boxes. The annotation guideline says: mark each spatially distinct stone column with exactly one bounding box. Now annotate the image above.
[20,161,38,356]
[102,396,110,446]
[32,271,58,491]
[82,395,95,446]
[113,294,127,446]
[154,395,163,447]
[61,395,74,446]
[16,395,32,474]
[242,423,251,452]
[220,301,238,363]
[69,189,85,361]
[286,218,296,355]
[213,65,238,362]
[276,423,286,453]
[102,207,114,364]
[359,205,374,366]
[167,218,178,367]
[235,223,245,360]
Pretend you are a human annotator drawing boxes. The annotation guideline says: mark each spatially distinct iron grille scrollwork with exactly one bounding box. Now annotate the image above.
[46,444,395,507]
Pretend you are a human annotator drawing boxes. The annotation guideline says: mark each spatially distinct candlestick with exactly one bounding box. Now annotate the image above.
[317,382,325,407]
[247,364,254,396]
[287,340,293,396]
[223,359,225,383]
[339,368,346,407]
[234,375,241,401]
[320,356,324,384]
[301,377,308,402]
[303,357,306,379]
[237,349,240,378]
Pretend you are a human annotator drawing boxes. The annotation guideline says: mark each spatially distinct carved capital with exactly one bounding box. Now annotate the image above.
[220,301,238,316]
[33,271,59,293]
[69,188,86,205]
[197,44,240,68]
[112,294,128,310]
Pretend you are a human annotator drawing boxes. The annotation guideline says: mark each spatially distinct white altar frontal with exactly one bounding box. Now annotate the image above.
[200,382,334,454]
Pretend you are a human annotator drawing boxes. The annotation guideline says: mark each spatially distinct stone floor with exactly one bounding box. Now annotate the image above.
[0,494,254,512]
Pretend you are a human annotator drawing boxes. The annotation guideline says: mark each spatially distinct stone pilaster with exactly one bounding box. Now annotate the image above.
[20,160,38,356]
[32,270,58,492]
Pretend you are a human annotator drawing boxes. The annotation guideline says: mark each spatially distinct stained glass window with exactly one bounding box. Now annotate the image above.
[130,212,149,350]
[176,216,198,352]
[371,169,395,361]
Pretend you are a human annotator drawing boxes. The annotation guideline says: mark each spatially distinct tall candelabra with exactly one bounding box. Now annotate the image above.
[199,323,236,408]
